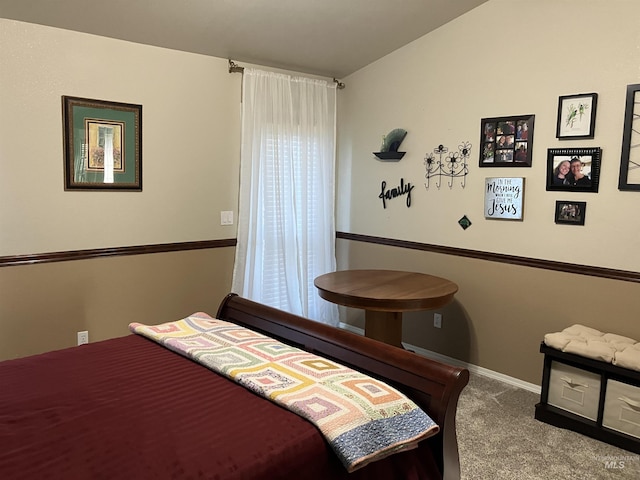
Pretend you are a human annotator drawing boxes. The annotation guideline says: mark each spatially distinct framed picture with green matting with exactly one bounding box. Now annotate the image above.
[62,96,142,191]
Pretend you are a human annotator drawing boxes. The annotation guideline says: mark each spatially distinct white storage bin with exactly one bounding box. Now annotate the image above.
[603,379,640,439]
[547,361,601,421]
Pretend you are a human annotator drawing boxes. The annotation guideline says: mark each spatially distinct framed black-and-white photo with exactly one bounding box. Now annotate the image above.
[555,201,586,225]
[546,147,601,193]
[556,93,598,139]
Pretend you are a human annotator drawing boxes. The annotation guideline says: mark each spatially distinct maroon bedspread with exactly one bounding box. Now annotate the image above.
[0,335,440,479]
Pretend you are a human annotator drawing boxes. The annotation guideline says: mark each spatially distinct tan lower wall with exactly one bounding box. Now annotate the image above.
[0,247,235,361]
[336,238,640,385]
[6,239,637,385]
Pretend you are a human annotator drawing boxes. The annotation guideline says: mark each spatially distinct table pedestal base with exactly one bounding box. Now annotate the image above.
[365,310,403,348]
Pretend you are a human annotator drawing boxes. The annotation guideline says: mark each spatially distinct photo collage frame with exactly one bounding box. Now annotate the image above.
[479,115,535,167]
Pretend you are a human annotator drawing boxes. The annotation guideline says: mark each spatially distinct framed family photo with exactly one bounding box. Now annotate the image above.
[546,147,601,193]
[555,201,586,226]
[556,93,598,139]
[479,114,534,167]
[62,96,142,191]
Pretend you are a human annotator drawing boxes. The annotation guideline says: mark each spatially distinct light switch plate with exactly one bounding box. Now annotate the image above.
[220,211,234,225]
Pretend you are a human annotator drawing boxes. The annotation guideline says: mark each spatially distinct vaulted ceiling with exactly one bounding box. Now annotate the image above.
[1,0,488,78]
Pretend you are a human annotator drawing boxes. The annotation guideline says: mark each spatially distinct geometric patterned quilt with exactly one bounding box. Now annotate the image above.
[129,312,439,472]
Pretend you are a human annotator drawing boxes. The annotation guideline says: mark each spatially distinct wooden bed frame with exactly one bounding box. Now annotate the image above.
[217,294,470,480]
[0,294,468,480]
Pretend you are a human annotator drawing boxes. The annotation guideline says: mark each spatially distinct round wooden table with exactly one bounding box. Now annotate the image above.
[314,269,458,348]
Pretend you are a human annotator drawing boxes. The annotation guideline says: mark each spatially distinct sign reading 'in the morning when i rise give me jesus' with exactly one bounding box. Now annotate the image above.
[484,177,524,220]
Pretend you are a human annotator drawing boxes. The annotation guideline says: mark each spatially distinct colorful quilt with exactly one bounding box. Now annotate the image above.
[129,313,439,472]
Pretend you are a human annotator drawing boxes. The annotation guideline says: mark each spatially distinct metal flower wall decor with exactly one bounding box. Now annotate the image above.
[423,142,472,189]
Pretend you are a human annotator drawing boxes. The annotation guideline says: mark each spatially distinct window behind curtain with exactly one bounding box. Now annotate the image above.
[232,69,338,326]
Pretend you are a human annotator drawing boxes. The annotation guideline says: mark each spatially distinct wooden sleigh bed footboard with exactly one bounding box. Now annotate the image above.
[0,294,468,480]
[217,294,470,480]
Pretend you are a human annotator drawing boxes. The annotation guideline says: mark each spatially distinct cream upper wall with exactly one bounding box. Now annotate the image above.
[337,0,640,271]
[0,19,241,256]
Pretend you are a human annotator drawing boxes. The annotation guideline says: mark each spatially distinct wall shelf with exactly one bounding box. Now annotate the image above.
[374,151,405,161]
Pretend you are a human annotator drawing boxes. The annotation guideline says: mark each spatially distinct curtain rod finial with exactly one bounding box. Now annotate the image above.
[333,78,345,90]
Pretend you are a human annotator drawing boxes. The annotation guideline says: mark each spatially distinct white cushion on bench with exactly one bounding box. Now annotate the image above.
[614,344,640,372]
[544,324,640,372]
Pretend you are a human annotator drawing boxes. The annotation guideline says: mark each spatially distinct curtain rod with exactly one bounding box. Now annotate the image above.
[228,59,244,73]
[228,59,345,89]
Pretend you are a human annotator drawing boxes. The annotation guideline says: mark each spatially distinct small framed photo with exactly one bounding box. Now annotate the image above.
[479,115,534,167]
[556,93,598,139]
[546,147,601,193]
[555,201,586,225]
[62,96,142,191]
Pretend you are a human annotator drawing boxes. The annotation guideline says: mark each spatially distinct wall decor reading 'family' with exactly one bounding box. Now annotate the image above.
[555,201,586,226]
[546,147,601,193]
[484,177,524,220]
[62,96,142,191]
[379,178,414,209]
[423,142,471,189]
[479,115,534,167]
[618,83,640,191]
[556,93,598,139]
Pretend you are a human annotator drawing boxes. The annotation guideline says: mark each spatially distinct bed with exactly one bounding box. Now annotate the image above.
[0,293,469,480]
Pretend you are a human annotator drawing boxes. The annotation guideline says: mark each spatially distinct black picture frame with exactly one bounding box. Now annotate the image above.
[556,93,598,139]
[555,201,586,225]
[62,96,142,191]
[479,114,534,167]
[618,83,640,191]
[546,147,601,193]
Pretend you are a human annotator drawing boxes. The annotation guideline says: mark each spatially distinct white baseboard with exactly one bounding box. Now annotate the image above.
[339,322,541,395]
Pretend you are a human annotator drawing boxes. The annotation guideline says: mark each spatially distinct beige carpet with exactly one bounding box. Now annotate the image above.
[456,373,640,479]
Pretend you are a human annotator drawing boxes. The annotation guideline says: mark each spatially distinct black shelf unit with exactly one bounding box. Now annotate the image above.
[535,342,640,454]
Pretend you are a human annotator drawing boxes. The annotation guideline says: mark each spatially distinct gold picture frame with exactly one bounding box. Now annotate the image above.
[62,96,142,191]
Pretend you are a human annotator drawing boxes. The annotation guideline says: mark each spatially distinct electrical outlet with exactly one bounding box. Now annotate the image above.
[433,313,442,329]
[77,330,89,345]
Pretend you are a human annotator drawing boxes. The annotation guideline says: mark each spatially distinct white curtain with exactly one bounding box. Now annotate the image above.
[232,69,339,326]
